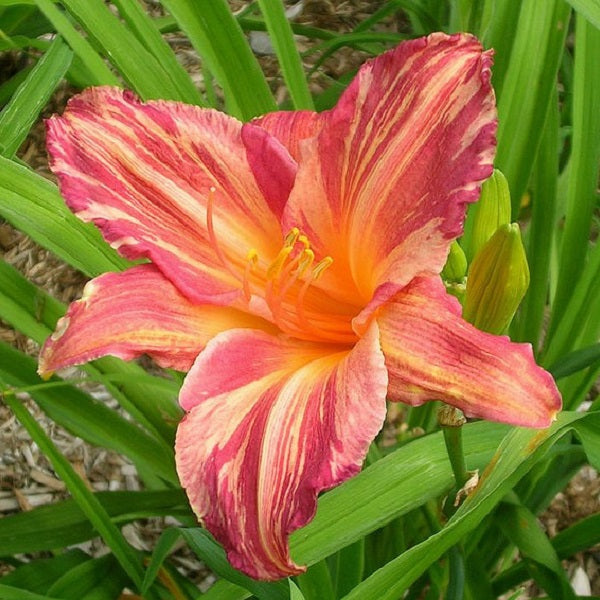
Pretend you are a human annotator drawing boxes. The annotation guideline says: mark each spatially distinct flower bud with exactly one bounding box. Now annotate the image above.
[465,169,511,261]
[463,223,530,334]
[442,241,468,283]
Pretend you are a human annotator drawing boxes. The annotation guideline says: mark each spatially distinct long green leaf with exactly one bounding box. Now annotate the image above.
[159,0,276,119]
[0,490,189,555]
[111,0,204,105]
[493,511,600,594]
[47,554,128,599]
[202,580,252,600]
[0,36,71,157]
[256,0,313,110]
[549,343,600,380]
[59,0,192,101]
[0,261,181,444]
[565,0,600,27]
[0,586,63,600]
[0,158,129,277]
[339,412,584,600]
[513,87,559,348]
[0,342,177,485]
[181,529,289,600]
[548,14,600,338]
[495,0,570,217]
[33,0,120,86]
[290,422,510,565]
[0,550,89,593]
[1,395,145,590]
[497,501,576,600]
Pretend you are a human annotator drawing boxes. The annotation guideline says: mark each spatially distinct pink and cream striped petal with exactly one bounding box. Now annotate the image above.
[47,87,297,306]
[377,276,561,427]
[252,110,325,162]
[175,324,388,580]
[284,32,497,308]
[38,264,274,376]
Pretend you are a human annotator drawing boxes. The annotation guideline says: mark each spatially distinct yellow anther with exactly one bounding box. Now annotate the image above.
[266,246,293,280]
[246,248,259,263]
[242,250,259,301]
[284,227,300,247]
[297,249,315,276]
[298,235,310,249]
[312,256,334,280]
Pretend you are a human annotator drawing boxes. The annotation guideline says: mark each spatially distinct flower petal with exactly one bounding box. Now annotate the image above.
[38,264,273,376]
[377,276,561,427]
[284,33,497,307]
[175,324,387,580]
[47,87,297,305]
[252,110,325,162]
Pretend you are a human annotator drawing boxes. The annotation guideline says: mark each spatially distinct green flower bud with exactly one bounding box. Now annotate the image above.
[442,241,468,283]
[465,169,511,261]
[463,223,530,334]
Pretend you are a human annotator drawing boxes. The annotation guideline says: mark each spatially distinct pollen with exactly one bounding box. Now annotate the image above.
[260,229,334,334]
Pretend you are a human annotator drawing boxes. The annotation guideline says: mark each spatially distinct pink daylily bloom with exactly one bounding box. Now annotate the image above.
[39,33,561,580]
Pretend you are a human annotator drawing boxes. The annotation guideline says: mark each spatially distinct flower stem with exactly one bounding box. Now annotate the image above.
[438,405,468,517]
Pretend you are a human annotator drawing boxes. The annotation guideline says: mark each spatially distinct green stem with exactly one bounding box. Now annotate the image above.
[438,406,468,600]
[442,425,469,491]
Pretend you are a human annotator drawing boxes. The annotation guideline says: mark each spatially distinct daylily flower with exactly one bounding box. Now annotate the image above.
[39,33,561,580]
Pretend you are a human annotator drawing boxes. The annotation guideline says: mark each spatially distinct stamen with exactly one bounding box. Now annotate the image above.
[243,249,259,301]
[296,256,333,334]
[272,249,315,318]
[312,257,334,280]
[284,227,300,246]
[266,246,293,280]
[266,228,301,280]
[206,186,239,280]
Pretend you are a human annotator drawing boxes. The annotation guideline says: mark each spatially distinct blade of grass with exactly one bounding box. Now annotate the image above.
[338,412,585,600]
[565,0,600,28]
[256,0,313,110]
[512,88,559,348]
[0,261,181,444]
[493,512,600,595]
[497,501,576,600]
[59,0,188,101]
[202,580,252,600]
[0,551,88,593]
[0,36,71,157]
[0,489,189,555]
[0,587,63,600]
[480,0,520,98]
[159,0,276,119]
[0,342,177,485]
[547,13,600,338]
[541,229,600,369]
[181,529,289,600]
[353,0,439,34]
[33,0,120,86]
[495,0,570,217]
[111,0,204,105]
[290,421,511,565]
[1,394,146,592]
[0,157,129,277]
[549,343,600,380]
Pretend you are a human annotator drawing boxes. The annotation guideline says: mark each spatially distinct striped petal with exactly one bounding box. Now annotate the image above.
[47,87,297,306]
[38,264,273,376]
[284,33,497,308]
[377,276,561,427]
[253,110,325,162]
[175,324,387,580]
